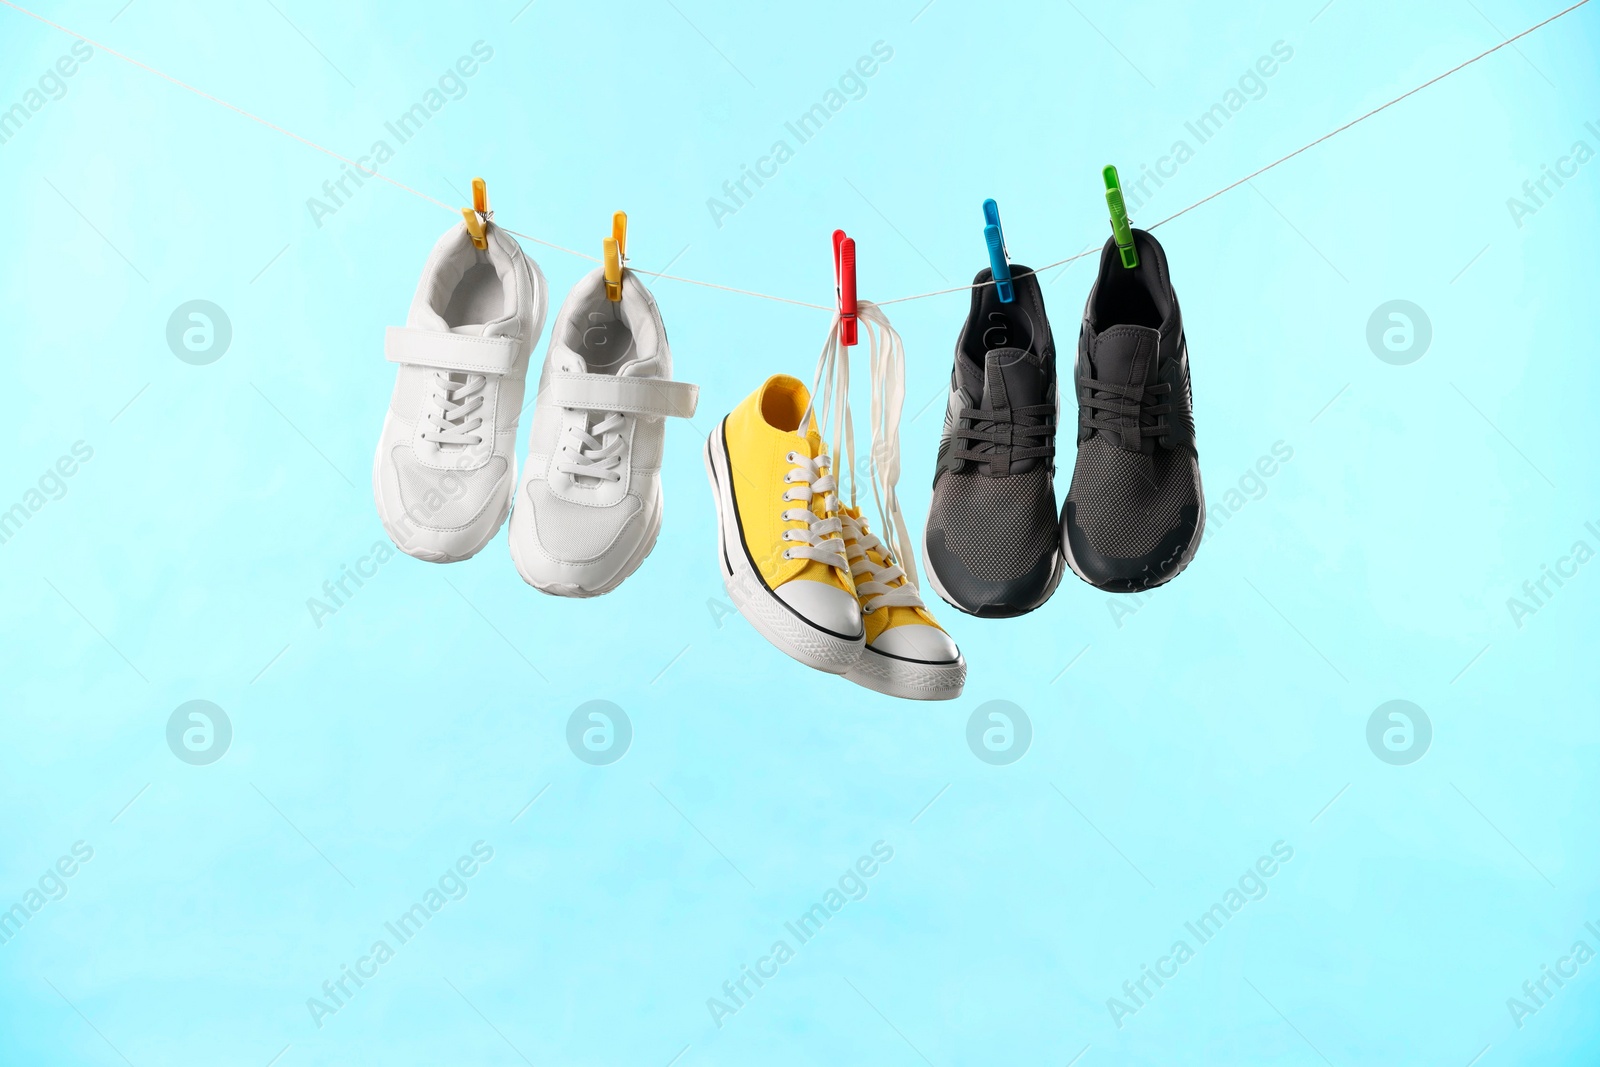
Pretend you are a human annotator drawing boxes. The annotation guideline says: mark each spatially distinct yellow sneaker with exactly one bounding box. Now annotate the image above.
[839,506,966,700]
[705,374,865,674]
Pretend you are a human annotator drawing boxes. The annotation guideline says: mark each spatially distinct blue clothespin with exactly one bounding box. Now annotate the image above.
[982,198,1014,303]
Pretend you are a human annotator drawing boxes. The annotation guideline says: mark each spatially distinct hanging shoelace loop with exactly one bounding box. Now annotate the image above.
[803,300,926,600]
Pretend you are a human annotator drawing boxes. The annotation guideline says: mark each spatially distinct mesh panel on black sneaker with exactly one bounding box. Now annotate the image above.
[1066,437,1198,557]
[930,467,1056,581]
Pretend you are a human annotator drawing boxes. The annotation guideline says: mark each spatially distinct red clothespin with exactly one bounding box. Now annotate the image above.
[833,228,858,347]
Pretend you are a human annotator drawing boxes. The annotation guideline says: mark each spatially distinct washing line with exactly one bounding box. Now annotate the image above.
[2,0,1590,310]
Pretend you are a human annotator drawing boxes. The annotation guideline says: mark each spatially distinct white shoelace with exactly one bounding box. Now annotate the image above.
[840,510,924,614]
[857,301,917,589]
[805,300,925,602]
[779,450,848,571]
[421,371,486,447]
[555,413,627,482]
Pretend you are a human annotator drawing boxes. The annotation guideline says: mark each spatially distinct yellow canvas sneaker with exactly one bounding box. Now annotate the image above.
[704,374,865,674]
[839,506,966,700]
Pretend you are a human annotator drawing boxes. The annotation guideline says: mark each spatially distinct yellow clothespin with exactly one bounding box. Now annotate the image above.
[461,177,489,250]
[603,211,628,301]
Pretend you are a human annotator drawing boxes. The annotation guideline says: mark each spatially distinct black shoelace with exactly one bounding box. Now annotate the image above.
[1079,376,1172,447]
[952,403,1057,468]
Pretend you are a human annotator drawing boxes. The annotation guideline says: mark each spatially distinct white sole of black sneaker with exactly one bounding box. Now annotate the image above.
[704,420,864,675]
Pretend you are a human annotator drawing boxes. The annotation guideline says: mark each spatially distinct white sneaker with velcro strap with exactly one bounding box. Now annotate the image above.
[374,220,547,562]
[509,267,698,597]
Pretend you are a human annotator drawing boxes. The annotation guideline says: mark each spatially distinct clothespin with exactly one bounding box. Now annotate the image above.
[603,211,628,302]
[1102,165,1138,269]
[461,177,489,250]
[982,199,1015,303]
[833,229,857,347]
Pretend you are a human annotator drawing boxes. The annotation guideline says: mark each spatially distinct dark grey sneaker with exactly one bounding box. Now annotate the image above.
[922,265,1062,619]
[1062,229,1203,593]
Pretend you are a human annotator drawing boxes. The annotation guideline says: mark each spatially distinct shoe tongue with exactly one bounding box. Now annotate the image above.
[793,427,850,590]
[980,347,1045,410]
[412,225,522,337]
[1090,325,1160,390]
[803,425,826,458]
[971,348,1048,476]
[550,341,589,375]
[551,341,661,381]
[1088,325,1161,453]
[617,354,661,379]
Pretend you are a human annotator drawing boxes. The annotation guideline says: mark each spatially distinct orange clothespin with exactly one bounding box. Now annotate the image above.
[461,177,489,249]
[603,211,628,301]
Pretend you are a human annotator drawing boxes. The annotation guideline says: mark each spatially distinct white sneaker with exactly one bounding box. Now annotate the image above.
[509,267,698,596]
[373,221,546,562]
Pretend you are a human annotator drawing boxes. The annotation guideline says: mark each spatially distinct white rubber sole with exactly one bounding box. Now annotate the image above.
[704,421,864,675]
[845,645,966,701]
[507,484,662,598]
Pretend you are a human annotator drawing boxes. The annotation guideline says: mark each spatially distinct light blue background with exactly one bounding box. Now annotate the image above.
[3,0,1598,1064]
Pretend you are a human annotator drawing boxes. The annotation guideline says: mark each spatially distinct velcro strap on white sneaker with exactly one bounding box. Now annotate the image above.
[547,372,699,418]
[384,327,520,376]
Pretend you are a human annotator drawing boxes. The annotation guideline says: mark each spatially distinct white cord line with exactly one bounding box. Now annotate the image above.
[883,0,1595,306]
[0,0,458,214]
[496,222,831,308]
[1141,0,1594,233]
[3,0,1588,311]
[877,247,1105,306]
[627,268,833,311]
[0,0,820,308]
[494,225,600,263]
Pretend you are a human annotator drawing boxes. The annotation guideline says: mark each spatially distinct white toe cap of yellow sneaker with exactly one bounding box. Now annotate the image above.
[869,623,959,663]
[777,580,863,638]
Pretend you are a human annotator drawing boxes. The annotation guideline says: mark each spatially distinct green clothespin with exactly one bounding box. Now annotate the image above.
[1103,165,1138,269]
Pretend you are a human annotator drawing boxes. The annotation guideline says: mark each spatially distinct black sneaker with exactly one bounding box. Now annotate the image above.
[922,266,1061,618]
[1061,229,1203,593]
